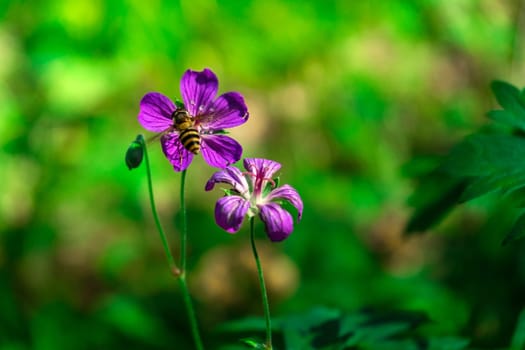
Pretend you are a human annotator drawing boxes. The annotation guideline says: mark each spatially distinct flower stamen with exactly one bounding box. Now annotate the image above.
[242,171,276,189]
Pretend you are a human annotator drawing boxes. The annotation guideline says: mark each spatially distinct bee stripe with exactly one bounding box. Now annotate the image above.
[179,129,201,154]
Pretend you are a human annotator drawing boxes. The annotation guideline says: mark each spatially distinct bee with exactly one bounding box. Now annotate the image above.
[144,101,201,169]
[172,103,201,155]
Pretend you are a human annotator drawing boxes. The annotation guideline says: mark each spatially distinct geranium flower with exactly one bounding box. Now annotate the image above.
[138,68,249,171]
[205,158,303,242]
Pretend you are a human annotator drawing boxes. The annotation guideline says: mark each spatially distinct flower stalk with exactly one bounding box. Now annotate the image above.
[139,135,178,273]
[250,217,273,349]
[179,169,189,273]
[177,169,204,350]
[139,137,204,350]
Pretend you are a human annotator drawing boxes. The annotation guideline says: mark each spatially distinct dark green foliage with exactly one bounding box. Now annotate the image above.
[216,307,469,349]
[238,339,267,349]
[487,81,525,132]
[502,211,525,244]
[511,308,525,350]
[405,172,467,233]
[406,81,525,244]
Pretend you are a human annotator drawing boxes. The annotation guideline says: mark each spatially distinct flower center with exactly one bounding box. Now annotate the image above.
[243,167,275,204]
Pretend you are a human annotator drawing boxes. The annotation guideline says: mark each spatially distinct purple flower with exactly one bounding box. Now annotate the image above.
[138,68,249,171]
[205,158,303,242]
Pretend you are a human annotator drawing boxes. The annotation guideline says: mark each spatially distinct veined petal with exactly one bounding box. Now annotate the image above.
[267,184,303,220]
[161,133,194,172]
[205,166,250,195]
[243,158,281,179]
[259,202,294,242]
[180,68,218,117]
[201,134,243,169]
[215,196,250,233]
[138,92,175,132]
[200,92,249,130]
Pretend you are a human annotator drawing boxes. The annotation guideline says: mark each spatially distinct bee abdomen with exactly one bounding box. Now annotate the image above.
[179,128,201,154]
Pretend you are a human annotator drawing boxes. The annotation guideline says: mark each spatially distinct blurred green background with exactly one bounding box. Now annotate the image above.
[2,0,525,348]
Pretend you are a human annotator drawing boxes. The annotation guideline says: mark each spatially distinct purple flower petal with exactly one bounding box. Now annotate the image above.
[199,92,249,130]
[180,68,218,117]
[205,166,250,195]
[215,196,250,233]
[161,133,194,172]
[267,184,303,220]
[243,158,281,179]
[201,134,243,169]
[138,92,176,132]
[259,202,294,242]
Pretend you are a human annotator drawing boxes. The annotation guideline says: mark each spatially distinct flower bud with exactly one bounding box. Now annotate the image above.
[125,135,144,170]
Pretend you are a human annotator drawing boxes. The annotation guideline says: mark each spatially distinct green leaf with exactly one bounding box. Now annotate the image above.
[239,338,267,349]
[440,133,525,177]
[439,133,525,203]
[355,340,421,350]
[487,110,525,132]
[407,130,525,238]
[459,170,525,203]
[344,323,412,347]
[491,81,521,108]
[217,345,257,350]
[489,80,525,131]
[405,174,467,233]
[343,309,428,347]
[220,308,465,350]
[404,155,468,233]
[504,186,525,208]
[281,307,342,349]
[427,337,470,350]
[502,211,525,245]
[511,308,525,350]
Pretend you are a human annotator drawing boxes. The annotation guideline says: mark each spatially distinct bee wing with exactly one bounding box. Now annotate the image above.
[195,111,216,127]
[146,126,174,144]
[146,132,163,145]
[161,133,194,171]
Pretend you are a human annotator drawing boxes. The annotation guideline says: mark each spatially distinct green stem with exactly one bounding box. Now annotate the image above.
[250,217,273,349]
[140,138,203,350]
[179,169,188,273]
[178,168,204,350]
[179,275,203,350]
[140,135,178,273]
